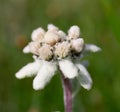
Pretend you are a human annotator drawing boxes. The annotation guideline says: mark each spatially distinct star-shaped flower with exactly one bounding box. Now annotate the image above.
[15,24,101,90]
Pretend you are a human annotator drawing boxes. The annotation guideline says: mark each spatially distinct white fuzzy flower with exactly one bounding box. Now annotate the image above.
[31,27,45,42]
[16,24,101,91]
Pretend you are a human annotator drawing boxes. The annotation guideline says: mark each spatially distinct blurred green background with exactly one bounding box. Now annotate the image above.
[0,0,120,112]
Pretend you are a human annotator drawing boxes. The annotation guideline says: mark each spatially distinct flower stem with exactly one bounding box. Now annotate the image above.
[60,72,73,112]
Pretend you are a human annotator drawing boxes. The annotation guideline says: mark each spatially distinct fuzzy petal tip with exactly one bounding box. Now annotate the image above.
[15,61,42,79]
[59,59,78,79]
[76,64,92,90]
[85,44,101,53]
[33,61,57,90]
[23,45,30,53]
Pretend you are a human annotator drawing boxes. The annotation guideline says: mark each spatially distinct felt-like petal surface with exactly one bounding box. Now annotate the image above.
[85,44,101,52]
[33,61,57,90]
[59,59,78,79]
[15,60,42,79]
[76,64,92,90]
[23,45,30,53]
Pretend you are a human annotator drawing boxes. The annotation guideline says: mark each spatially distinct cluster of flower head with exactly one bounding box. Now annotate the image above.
[16,24,101,91]
[23,24,84,60]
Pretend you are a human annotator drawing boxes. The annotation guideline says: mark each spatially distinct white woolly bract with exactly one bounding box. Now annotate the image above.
[15,60,42,79]
[23,45,30,53]
[76,64,92,90]
[33,61,57,90]
[59,59,78,79]
[85,44,101,52]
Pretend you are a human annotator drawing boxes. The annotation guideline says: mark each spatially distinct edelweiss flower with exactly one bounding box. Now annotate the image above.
[15,24,101,90]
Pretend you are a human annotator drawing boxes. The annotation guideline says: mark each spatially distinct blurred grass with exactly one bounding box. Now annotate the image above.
[0,0,120,112]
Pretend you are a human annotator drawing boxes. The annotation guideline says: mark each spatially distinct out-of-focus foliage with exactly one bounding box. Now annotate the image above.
[0,0,120,112]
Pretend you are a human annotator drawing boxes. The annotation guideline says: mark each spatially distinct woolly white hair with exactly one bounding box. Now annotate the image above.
[33,61,57,90]
[47,24,59,31]
[23,45,30,53]
[71,38,84,53]
[59,59,78,79]
[68,25,80,39]
[58,30,66,40]
[76,63,92,90]
[85,44,101,52]
[15,60,43,79]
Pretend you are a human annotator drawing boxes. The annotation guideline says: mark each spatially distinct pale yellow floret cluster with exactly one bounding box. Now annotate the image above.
[24,24,84,60]
[54,41,71,58]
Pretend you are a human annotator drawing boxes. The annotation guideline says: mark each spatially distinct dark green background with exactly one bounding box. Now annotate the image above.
[0,0,120,112]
